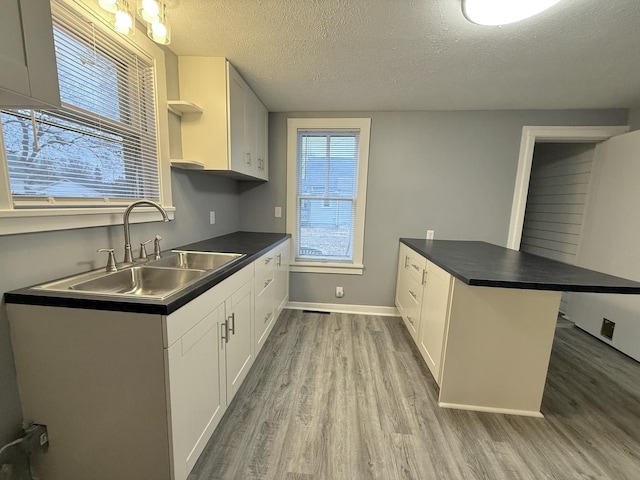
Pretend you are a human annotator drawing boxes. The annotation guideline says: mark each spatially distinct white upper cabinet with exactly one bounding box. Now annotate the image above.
[0,0,61,109]
[177,57,268,181]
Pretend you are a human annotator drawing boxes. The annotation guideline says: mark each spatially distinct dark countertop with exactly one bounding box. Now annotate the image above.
[400,239,640,294]
[5,232,290,315]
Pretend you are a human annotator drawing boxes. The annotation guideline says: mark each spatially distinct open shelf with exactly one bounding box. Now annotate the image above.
[167,100,203,116]
[170,159,205,170]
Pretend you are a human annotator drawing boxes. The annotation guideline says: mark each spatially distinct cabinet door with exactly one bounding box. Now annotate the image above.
[225,280,254,402]
[0,0,60,108]
[244,92,259,178]
[256,103,269,180]
[228,67,249,175]
[418,262,452,385]
[0,0,30,98]
[167,305,227,480]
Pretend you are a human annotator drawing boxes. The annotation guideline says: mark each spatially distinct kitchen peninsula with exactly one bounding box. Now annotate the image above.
[396,239,640,417]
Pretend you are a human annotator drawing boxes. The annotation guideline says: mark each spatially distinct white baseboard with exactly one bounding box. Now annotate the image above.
[286,301,399,317]
[438,402,544,418]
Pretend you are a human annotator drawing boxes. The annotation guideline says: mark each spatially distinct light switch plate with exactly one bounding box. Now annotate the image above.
[275,207,282,218]
[210,211,215,224]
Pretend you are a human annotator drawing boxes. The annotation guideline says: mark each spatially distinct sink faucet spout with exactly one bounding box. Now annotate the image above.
[123,200,169,263]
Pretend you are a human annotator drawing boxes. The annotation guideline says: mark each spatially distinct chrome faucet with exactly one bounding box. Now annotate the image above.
[122,200,169,264]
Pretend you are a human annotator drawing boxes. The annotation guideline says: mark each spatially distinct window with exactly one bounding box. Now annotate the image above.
[286,118,371,274]
[0,0,173,235]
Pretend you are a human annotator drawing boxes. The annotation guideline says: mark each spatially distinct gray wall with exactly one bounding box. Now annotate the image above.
[240,110,628,307]
[628,108,640,131]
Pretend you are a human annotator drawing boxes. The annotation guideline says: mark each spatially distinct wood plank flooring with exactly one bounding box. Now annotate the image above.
[189,310,640,480]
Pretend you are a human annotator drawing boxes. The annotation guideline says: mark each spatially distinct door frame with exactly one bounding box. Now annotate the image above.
[506,125,629,250]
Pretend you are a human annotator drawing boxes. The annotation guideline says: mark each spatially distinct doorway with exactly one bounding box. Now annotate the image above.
[506,125,628,250]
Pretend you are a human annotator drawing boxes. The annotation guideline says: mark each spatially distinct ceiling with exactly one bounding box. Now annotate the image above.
[167,0,640,112]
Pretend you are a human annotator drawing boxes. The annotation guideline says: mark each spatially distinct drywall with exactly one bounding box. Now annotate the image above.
[628,108,640,131]
[567,129,640,361]
[239,109,628,307]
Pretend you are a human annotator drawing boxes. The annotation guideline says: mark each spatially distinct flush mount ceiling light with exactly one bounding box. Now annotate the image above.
[463,0,565,26]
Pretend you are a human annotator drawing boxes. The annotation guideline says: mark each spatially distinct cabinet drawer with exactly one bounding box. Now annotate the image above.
[398,273,423,340]
[254,249,277,279]
[255,266,276,297]
[400,243,426,285]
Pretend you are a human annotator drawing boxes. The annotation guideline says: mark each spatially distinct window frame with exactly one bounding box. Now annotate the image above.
[0,0,174,236]
[286,117,371,275]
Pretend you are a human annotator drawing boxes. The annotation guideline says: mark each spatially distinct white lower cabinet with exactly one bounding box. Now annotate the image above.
[224,280,254,403]
[253,239,290,355]
[395,242,453,385]
[166,305,226,479]
[8,240,290,480]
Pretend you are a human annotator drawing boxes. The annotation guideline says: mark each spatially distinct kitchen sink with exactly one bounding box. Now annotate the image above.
[148,251,245,271]
[34,251,246,299]
[69,267,206,297]
[37,266,207,299]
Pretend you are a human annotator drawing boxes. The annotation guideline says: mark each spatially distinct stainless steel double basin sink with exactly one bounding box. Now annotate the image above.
[36,251,245,300]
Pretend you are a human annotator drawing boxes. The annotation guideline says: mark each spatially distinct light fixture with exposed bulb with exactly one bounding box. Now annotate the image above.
[462,0,565,26]
[98,0,118,13]
[139,0,160,23]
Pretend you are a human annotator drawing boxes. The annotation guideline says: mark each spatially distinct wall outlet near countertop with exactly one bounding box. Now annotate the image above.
[335,286,344,298]
[209,211,216,224]
[275,206,282,218]
[426,230,435,240]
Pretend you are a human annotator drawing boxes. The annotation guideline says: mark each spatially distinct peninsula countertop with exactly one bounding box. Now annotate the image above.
[400,238,640,294]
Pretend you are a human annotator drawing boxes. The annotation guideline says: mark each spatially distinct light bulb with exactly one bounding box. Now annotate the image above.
[139,0,160,23]
[151,21,167,39]
[114,9,134,35]
[98,0,118,13]
[463,0,564,26]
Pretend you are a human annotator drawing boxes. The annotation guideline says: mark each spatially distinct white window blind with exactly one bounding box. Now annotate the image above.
[0,0,160,206]
[295,129,360,262]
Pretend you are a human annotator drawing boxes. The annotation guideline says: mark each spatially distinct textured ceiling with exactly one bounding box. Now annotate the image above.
[167,0,640,112]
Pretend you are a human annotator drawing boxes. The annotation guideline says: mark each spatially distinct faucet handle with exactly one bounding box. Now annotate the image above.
[139,239,152,260]
[97,248,118,272]
[153,235,162,259]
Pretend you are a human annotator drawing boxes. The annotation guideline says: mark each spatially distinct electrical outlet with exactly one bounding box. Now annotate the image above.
[335,286,344,298]
[275,206,282,218]
[426,230,435,240]
[209,211,215,225]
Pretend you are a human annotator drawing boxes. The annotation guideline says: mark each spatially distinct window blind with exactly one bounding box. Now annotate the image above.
[295,129,360,262]
[0,0,160,206]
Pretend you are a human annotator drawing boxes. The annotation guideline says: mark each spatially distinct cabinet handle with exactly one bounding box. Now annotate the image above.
[411,263,420,272]
[264,311,272,323]
[404,255,409,268]
[409,290,417,300]
[264,256,273,265]
[221,322,229,344]
[422,269,427,286]
[277,253,281,267]
[407,316,414,325]
[246,153,252,165]
[264,278,273,289]
[228,313,235,335]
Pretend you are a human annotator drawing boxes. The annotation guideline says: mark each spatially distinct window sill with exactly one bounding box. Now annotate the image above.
[290,261,364,275]
[0,206,176,236]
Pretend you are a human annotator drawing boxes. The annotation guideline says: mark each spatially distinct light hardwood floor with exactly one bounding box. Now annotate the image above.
[189,309,640,480]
